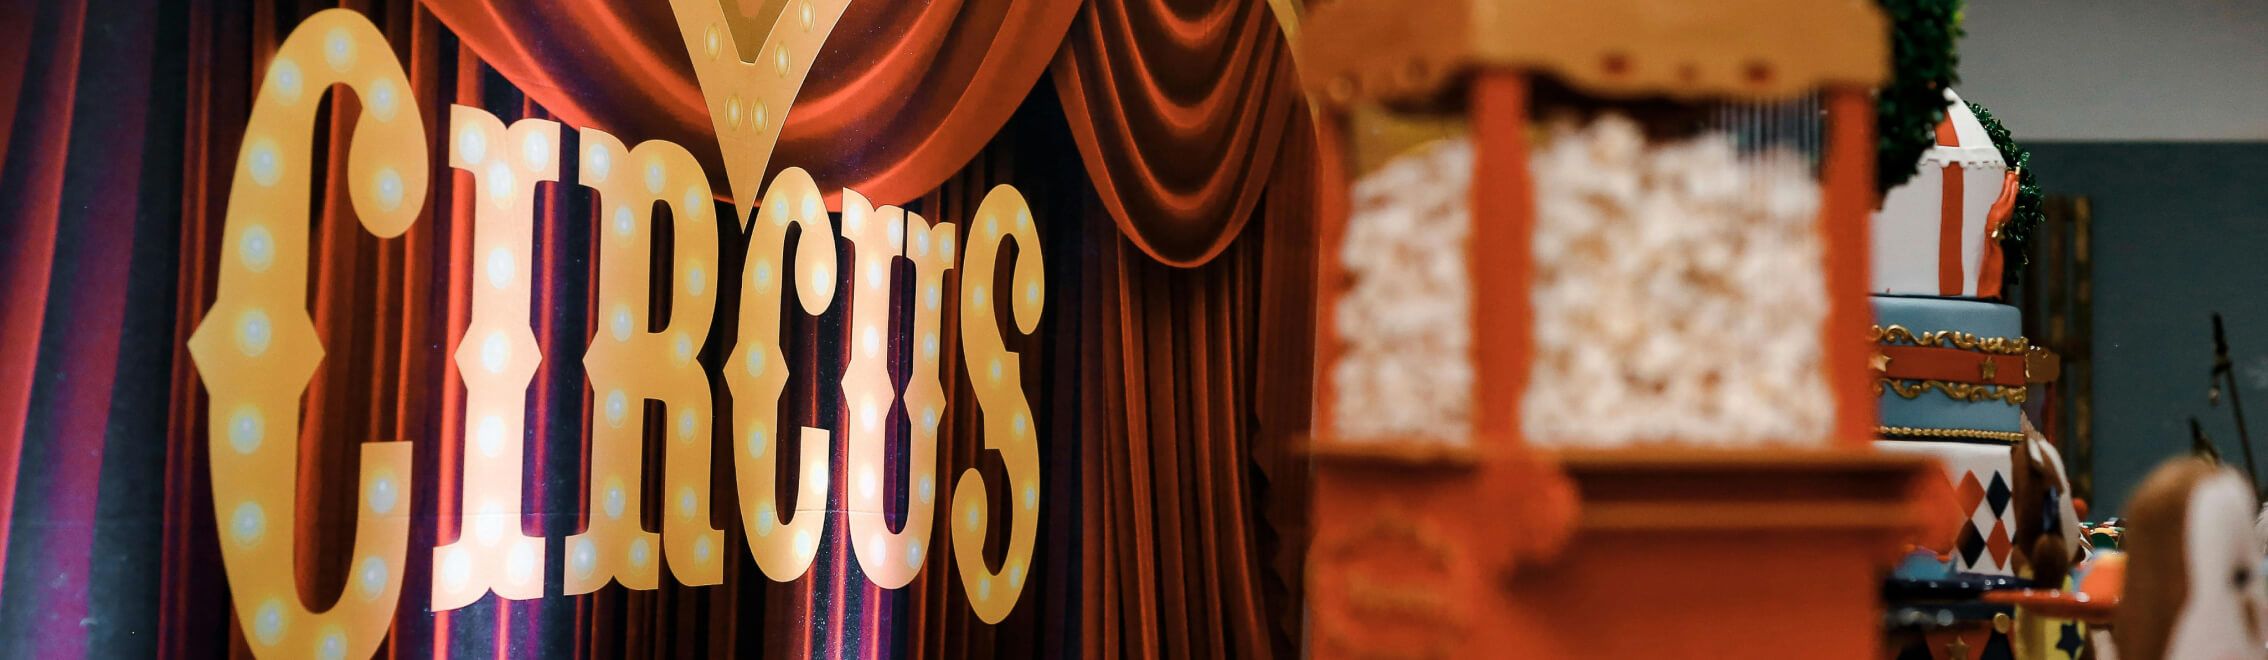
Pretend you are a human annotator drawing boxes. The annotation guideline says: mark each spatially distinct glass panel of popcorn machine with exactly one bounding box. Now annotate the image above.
[1522,86,1832,449]
[1331,109,1474,446]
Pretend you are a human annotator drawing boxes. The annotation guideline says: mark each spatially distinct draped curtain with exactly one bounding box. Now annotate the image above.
[0,0,1318,657]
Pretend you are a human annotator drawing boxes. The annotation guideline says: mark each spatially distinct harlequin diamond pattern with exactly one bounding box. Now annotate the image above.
[1987,519,2013,567]
[1986,473,2012,518]
[1957,472,1986,516]
[1957,520,1987,567]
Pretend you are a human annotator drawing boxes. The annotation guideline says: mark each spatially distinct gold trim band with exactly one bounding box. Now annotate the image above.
[1874,378,2028,405]
[1868,325,2032,355]
[1876,426,2026,443]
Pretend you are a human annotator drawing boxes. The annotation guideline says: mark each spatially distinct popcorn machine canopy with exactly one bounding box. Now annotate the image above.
[1297,0,1889,107]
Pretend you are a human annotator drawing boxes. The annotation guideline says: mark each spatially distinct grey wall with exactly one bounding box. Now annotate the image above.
[1960,0,2268,141]
[2027,143,2268,515]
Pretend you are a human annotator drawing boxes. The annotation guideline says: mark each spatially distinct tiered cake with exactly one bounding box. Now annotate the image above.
[1867,89,2035,577]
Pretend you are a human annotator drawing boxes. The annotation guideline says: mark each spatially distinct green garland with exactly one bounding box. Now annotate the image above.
[1874,0,1965,196]
[1966,100,2044,290]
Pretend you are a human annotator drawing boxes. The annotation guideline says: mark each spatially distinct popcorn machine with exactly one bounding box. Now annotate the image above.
[1296,0,1955,656]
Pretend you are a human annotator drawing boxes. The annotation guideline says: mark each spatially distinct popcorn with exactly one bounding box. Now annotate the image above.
[1522,114,1831,449]
[1332,138,1477,443]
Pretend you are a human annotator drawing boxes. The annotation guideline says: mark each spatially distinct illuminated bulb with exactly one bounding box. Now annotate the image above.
[918,474,934,504]
[985,216,997,238]
[914,230,930,256]
[523,131,550,168]
[645,161,665,195]
[774,45,790,76]
[865,261,883,288]
[475,500,506,544]
[686,263,706,296]
[1011,562,1024,586]
[672,332,692,364]
[237,308,271,356]
[1013,412,1027,436]
[481,332,510,373]
[989,358,1002,383]
[974,285,987,306]
[678,487,697,517]
[249,139,282,186]
[751,259,772,290]
[357,556,387,599]
[887,218,903,249]
[368,78,397,120]
[844,204,863,232]
[746,426,767,457]
[807,460,828,493]
[683,187,704,218]
[1024,484,1037,510]
[677,409,696,440]
[1017,208,1030,230]
[604,390,628,427]
[586,145,610,182]
[322,28,354,72]
[794,530,813,557]
[703,25,720,59]
[477,415,507,457]
[232,501,266,547]
[1026,282,1039,304]
[966,505,978,530]
[253,599,286,646]
[457,127,486,165]
[866,533,883,561]
[486,247,514,288]
[858,467,876,499]
[441,548,472,587]
[862,401,880,430]
[368,472,397,515]
[571,538,597,578]
[754,102,768,133]
[979,576,991,599]
[313,625,343,658]
[726,96,741,128]
[925,285,940,310]
[862,326,881,356]
[746,346,765,377]
[610,304,633,342]
[486,161,515,202]
[924,334,939,360]
[603,481,626,519]
[922,407,937,434]
[940,234,955,260]
[800,1,813,30]
[811,264,831,294]
[694,535,713,563]
[800,196,819,223]
[754,499,775,536]
[228,406,264,454]
[507,543,537,583]
[270,59,302,102]
[239,225,275,272]
[612,206,633,236]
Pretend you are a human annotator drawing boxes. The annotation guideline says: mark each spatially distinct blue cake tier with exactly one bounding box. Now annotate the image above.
[1872,295,2025,439]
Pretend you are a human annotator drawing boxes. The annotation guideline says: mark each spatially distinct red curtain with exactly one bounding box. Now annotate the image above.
[0,0,1319,656]
[418,0,1085,212]
[1051,0,1303,267]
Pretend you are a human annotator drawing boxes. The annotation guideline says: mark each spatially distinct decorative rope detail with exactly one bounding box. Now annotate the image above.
[1870,324,2032,355]
[1874,378,2028,405]
[1877,425,2026,443]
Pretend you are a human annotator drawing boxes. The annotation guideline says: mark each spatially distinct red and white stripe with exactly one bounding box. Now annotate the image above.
[1870,89,2010,298]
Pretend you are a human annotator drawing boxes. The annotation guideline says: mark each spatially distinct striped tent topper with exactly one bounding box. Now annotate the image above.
[1871,89,2017,299]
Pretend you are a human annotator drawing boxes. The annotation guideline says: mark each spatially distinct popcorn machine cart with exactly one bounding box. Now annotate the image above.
[1296,0,1958,656]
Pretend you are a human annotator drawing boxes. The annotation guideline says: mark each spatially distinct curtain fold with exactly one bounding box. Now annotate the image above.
[1050,0,1303,267]
[417,0,1083,211]
[0,0,1320,657]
